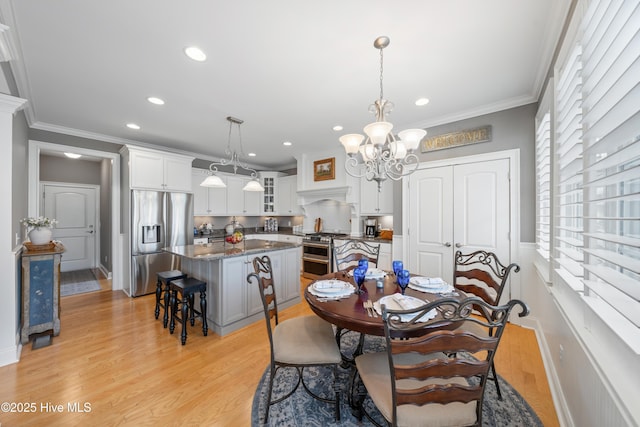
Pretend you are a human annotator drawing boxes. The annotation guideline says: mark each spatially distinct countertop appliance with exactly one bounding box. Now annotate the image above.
[364,219,377,238]
[130,190,193,297]
[302,232,349,279]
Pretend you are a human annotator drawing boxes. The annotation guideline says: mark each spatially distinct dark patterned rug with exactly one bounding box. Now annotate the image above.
[251,332,543,426]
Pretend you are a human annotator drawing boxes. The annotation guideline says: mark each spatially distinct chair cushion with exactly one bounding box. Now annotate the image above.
[273,316,342,365]
[356,351,478,427]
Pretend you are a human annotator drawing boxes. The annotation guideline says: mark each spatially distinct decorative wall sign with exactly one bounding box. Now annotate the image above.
[421,125,492,152]
[313,157,335,181]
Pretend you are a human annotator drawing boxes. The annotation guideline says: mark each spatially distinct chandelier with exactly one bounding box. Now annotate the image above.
[200,116,265,191]
[339,36,426,191]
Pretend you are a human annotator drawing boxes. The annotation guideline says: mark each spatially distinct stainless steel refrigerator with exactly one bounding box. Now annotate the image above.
[130,190,193,297]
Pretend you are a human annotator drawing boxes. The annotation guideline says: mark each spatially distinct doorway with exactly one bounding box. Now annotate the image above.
[404,149,520,301]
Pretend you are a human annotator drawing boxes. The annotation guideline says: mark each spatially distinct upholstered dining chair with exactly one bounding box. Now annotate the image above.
[354,297,529,427]
[453,250,520,399]
[247,255,342,423]
[333,239,380,272]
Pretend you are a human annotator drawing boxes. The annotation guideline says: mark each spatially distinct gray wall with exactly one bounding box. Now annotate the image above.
[394,103,536,242]
[40,155,102,185]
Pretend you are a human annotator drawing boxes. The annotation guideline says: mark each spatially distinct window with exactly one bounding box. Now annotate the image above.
[536,106,552,262]
[542,0,640,333]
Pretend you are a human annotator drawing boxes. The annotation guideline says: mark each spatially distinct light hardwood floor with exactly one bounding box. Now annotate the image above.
[1,277,559,426]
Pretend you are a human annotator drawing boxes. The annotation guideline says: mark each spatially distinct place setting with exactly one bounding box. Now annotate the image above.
[308,279,355,301]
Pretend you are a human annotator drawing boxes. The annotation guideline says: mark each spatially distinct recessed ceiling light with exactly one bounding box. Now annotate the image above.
[126,123,141,130]
[64,152,82,159]
[147,96,165,105]
[415,97,430,106]
[283,141,292,146]
[184,46,206,62]
[333,125,343,131]
[248,152,256,157]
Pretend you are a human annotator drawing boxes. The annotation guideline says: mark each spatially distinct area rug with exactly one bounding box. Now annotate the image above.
[60,269,101,296]
[251,332,543,426]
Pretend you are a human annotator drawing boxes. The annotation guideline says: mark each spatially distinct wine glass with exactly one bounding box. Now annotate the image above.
[397,269,410,295]
[353,267,367,294]
[358,259,369,273]
[392,260,403,283]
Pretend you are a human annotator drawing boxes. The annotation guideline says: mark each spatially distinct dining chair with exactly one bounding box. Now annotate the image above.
[453,250,520,399]
[354,296,529,427]
[333,239,380,272]
[247,255,342,423]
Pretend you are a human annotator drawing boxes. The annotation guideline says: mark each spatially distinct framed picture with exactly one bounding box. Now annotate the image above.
[313,157,335,181]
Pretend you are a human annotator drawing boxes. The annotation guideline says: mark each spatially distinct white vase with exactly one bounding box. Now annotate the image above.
[29,227,53,245]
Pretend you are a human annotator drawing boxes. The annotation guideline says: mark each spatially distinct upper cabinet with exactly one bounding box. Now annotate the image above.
[226,175,262,216]
[191,169,227,215]
[260,172,284,215]
[277,175,301,215]
[360,177,394,215]
[123,146,194,192]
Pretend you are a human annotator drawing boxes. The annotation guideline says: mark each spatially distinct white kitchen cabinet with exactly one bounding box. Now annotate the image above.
[277,234,303,274]
[191,169,227,215]
[260,172,284,215]
[360,177,394,215]
[226,175,262,215]
[125,146,193,192]
[277,175,301,215]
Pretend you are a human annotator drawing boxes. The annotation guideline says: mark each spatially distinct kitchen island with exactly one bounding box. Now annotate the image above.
[163,239,301,336]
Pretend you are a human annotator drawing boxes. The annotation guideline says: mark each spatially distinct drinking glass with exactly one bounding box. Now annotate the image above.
[353,267,367,294]
[358,259,369,273]
[397,269,410,295]
[392,260,403,283]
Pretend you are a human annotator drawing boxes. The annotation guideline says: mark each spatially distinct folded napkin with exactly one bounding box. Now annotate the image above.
[391,293,425,310]
[411,277,445,287]
[314,280,344,289]
[375,293,436,322]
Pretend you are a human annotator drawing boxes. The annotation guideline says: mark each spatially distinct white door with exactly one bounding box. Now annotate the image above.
[408,158,510,285]
[43,183,98,272]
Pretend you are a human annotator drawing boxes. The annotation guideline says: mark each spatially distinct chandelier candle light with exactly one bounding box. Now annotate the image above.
[200,116,265,191]
[339,36,426,191]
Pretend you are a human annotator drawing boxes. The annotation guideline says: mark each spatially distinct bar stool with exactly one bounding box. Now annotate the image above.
[155,270,186,328]
[169,277,208,345]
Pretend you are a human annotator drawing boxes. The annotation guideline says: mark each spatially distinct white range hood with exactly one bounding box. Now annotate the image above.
[296,186,352,205]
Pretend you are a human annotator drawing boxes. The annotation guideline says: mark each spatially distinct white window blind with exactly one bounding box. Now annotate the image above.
[554,43,584,290]
[536,110,552,260]
[580,0,640,327]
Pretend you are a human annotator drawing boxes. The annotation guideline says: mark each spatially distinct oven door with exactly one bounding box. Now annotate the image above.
[302,242,331,279]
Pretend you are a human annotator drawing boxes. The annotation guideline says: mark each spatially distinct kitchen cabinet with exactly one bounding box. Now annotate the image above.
[360,176,394,215]
[191,169,227,215]
[377,242,392,271]
[226,175,262,216]
[21,243,64,344]
[124,146,193,192]
[260,172,284,215]
[277,175,301,215]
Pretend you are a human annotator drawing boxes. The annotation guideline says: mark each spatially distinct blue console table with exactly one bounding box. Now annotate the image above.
[21,243,65,344]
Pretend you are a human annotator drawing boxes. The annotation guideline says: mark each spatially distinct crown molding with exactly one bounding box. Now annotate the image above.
[0,92,25,114]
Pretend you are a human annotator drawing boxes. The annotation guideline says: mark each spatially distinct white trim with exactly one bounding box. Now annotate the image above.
[28,140,123,291]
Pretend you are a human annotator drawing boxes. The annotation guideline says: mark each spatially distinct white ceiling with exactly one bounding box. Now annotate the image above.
[1,0,570,170]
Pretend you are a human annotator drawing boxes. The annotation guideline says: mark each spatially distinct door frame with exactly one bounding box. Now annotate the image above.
[402,148,521,300]
[27,140,123,291]
[41,181,100,271]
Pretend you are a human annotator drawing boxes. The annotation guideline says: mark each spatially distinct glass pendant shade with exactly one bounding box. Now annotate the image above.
[390,140,407,159]
[364,121,393,146]
[359,144,376,161]
[200,174,226,188]
[243,178,265,192]
[398,129,427,151]
[339,134,365,154]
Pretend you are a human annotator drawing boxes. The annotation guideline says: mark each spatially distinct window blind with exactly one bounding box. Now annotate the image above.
[536,110,552,260]
[580,0,640,327]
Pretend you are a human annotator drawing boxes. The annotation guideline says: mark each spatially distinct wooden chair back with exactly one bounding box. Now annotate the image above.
[333,239,380,272]
[247,255,278,348]
[381,297,529,426]
[454,250,520,306]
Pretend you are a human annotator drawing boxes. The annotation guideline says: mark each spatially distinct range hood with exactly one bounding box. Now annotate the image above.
[296,186,352,206]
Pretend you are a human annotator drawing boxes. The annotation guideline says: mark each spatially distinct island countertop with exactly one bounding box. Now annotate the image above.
[163,239,300,260]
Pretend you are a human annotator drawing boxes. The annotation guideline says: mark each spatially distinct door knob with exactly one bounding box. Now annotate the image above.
[455,243,463,248]
[87,230,94,234]
[443,242,451,247]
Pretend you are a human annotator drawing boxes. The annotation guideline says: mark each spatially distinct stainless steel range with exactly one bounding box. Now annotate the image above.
[302,232,349,279]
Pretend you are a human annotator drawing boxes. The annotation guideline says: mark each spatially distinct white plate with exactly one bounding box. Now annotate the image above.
[374,294,436,322]
[312,280,352,294]
[408,283,453,294]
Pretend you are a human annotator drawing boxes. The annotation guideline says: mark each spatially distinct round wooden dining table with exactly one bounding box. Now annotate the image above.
[304,271,460,338]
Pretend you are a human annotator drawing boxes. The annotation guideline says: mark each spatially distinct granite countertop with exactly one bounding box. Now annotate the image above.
[163,239,299,260]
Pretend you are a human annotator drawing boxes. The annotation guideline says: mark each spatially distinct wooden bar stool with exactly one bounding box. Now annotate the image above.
[169,278,208,345]
[155,270,187,328]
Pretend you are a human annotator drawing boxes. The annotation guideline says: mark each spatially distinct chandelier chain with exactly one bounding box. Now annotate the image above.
[379,46,385,102]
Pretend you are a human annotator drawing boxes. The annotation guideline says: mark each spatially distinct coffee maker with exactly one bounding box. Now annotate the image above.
[364,219,377,238]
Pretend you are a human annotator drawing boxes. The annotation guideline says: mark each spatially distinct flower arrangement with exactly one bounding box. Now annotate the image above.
[20,216,57,228]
